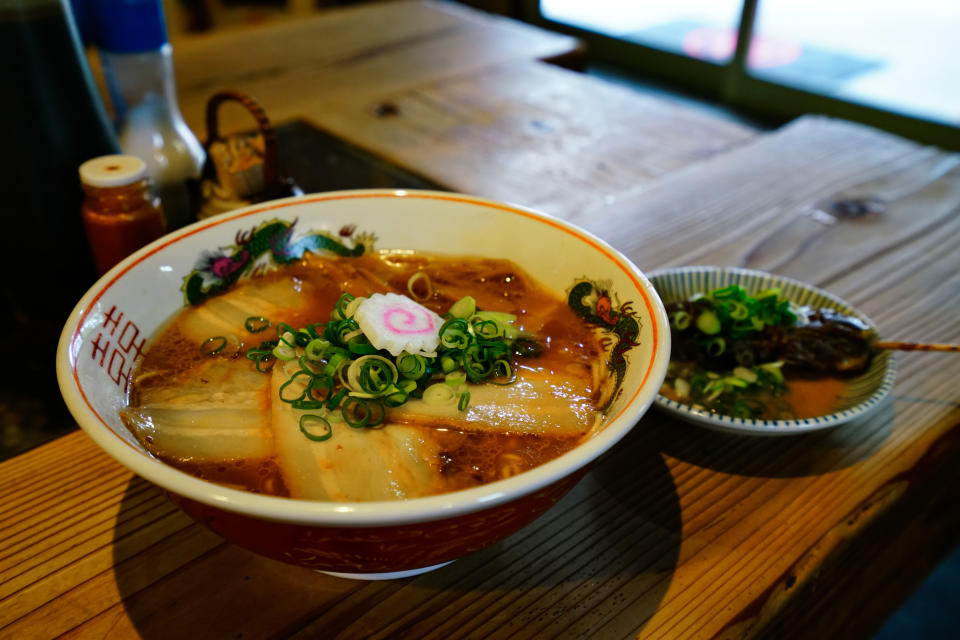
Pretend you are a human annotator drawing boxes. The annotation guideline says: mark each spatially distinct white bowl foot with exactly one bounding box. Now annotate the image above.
[319,561,454,580]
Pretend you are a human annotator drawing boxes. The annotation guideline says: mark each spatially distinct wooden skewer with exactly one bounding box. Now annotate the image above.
[873,341,960,352]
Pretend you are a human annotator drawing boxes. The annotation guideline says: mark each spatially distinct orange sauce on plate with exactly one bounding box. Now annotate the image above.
[784,376,849,419]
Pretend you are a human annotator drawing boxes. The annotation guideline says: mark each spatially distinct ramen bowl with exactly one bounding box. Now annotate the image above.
[57,190,670,579]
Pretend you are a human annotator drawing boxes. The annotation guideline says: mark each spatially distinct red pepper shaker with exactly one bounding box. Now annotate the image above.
[79,155,167,275]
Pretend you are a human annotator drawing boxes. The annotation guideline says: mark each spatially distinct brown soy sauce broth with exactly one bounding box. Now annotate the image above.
[433,428,581,491]
[125,252,608,500]
[159,456,291,496]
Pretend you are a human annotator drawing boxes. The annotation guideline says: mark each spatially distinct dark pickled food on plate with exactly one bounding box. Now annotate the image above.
[666,299,872,375]
[661,284,873,420]
[781,307,872,373]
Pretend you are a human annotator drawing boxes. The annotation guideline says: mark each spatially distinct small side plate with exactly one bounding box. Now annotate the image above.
[648,267,896,436]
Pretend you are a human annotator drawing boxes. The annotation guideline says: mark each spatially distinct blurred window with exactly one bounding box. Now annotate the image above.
[748,0,960,126]
[541,0,743,65]
[533,0,960,146]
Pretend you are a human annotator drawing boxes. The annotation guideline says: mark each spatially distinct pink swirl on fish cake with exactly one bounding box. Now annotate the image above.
[383,306,437,335]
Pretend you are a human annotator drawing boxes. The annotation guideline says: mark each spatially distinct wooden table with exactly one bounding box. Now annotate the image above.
[4,2,959,638]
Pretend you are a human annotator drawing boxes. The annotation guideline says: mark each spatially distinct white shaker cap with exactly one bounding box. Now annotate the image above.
[79,154,147,187]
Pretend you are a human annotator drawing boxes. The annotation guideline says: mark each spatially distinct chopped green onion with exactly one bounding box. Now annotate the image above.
[474,310,518,339]
[728,301,749,320]
[711,285,742,300]
[440,356,458,374]
[346,355,398,396]
[342,328,364,343]
[669,311,691,331]
[254,354,275,372]
[299,414,332,441]
[445,371,467,387]
[273,340,297,361]
[325,387,348,410]
[396,352,427,379]
[423,383,456,405]
[512,337,544,358]
[346,336,378,355]
[722,376,749,388]
[471,318,502,340]
[334,321,359,343]
[449,296,476,319]
[201,336,227,356]
[279,371,313,403]
[407,272,432,301]
[242,288,521,443]
[462,347,494,382]
[299,355,325,375]
[439,319,471,349]
[276,324,297,344]
[344,296,365,318]
[382,384,409,407]
[342,396,385,428]
[705,337,726,357]
[759,361,785,384]
[309,373,334,397]
[325,352,348,378]
[245,316,271,333]
[333,293,355,320]
[292,398,324,410]
[696,310,721,335]
[493,359,513,381]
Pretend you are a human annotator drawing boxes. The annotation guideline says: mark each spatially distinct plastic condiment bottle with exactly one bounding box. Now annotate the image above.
[80,155,167,275]
[92,0,205,230]
[2,0,119,335]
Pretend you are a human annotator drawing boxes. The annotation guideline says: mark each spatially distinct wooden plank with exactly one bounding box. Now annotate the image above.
[284,117,958,639]
[2,114,956,639]
[298,60,755,218]
[565,115,960,638]
[169,1,754,219]
[172,0,584,135]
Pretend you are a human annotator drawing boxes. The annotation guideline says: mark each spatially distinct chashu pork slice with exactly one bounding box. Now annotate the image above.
[388,364,604,437]
[123,358,273,461]
[269,366,443,502]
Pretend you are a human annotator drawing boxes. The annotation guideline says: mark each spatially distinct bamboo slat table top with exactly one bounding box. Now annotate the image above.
[4,2,960,639]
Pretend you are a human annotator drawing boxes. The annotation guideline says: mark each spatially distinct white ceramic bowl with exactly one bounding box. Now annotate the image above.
[649,266,896,436]
[57,189,670,578]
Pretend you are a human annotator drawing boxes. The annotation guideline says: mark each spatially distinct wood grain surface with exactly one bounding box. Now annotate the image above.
[2,115,958,639]
[169,1,754,217]
[7,1,959,638]
[296,59,756,218]
[172,0,584,134]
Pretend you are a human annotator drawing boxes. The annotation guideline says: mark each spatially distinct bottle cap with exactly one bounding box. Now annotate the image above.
[79,155,148,188]
[90,0,169,53]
